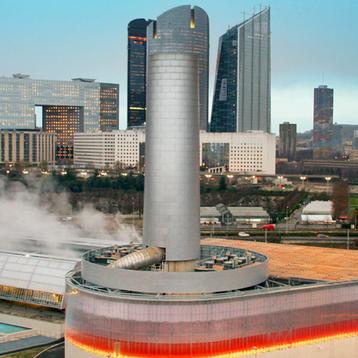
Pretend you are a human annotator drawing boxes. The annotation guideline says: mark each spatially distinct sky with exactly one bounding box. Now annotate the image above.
[0,0,357,133]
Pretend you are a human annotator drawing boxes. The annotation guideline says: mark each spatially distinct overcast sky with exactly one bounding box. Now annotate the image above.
[0,0,357,133]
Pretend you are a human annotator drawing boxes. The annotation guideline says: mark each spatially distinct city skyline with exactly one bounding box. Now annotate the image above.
[0,0,357,133]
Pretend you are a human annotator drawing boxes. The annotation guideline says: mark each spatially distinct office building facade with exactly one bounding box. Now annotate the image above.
[0,75,119,161]
[127,19,151,128]
[99,83,119,131]
[0,129,56,165]
[74,129,275,175]
[147,5,209,130]
[313,85,334,159]
[211,7,271,133]
[43,105,83,162]
[279,122,297,161]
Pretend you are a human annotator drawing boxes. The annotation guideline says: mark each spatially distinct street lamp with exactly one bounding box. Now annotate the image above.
[325,176,331,192]
[300,176,307,189]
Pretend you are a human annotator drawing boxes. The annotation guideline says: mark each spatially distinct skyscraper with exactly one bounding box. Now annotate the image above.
[279,122,297,161]
[99,83,119,131]
[313,85,334,159]
[210,7,271,133]
[43,105,83,162]
[147,5,209,130]
[127,19,151,128]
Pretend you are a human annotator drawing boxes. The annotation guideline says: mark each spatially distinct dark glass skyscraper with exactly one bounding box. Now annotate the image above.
[100,83,119,131]
[313,85,334,159]
[127,19,151,128]
[279,122,297,161]
[211,7,271,133]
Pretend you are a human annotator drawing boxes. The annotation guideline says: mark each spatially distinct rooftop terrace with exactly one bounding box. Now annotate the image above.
[203,238,358,282]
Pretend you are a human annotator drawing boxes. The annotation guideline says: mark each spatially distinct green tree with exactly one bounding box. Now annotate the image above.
[218,176,227,191]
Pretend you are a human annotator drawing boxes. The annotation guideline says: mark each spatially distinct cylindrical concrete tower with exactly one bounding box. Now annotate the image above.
[143,52,200,265]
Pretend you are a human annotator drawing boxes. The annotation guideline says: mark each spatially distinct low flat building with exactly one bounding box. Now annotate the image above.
[74,129,275,174]
[301,200,333,223]
[200,205,269,226]
[200,207,221,225]
[73,131,116,168]
[228,206,270,225]
[0,129,56,165]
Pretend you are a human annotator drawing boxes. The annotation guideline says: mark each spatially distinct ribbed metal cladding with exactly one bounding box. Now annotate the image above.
[144,52,200,262]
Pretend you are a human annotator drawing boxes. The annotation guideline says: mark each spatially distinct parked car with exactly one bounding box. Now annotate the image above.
[238,232,250,237]
[316,233,329,239]
[260,224,276,231]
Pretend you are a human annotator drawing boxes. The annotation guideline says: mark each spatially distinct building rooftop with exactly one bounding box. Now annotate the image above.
[302,200,332,215]
[228,207,269,218]
[0,251,78,309]
[203,239,358,282]
[200,207,220,217]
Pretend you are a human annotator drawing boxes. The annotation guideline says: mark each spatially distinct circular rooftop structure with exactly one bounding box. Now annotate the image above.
[76,244,268,295]
[65,244,269,357]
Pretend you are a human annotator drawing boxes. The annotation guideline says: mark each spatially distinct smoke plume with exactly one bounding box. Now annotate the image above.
[0,175,140,258]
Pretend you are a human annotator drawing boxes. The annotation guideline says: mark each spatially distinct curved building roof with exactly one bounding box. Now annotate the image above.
[0,251,78,309]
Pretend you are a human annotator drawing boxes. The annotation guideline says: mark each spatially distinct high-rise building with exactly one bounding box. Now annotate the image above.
[279,122,297,161]
[127,19,151,128]
[313,85,334,159]
[99,83,119,131]
[43,105,83,162]
[147,5,209,130]
[210,7,271,133]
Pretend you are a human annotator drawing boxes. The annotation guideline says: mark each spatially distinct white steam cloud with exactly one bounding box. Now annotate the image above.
[0,175,141,258]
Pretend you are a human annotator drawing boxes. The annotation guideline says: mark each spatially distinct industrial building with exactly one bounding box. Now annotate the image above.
[0,129,56,165]
[74,129,276,175]
[200,205,270,226]
[65,5,358,358]
[210,7,271,133]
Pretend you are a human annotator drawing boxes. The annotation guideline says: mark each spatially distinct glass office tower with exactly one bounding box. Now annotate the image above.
[100,83,119,131]
[127,19,151,128]
[43,105,84,161]
[279,122,297,161]
[147,6,209,131]
[313,85,334,159]
[0,75,119,131]
[211,7,271,133]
